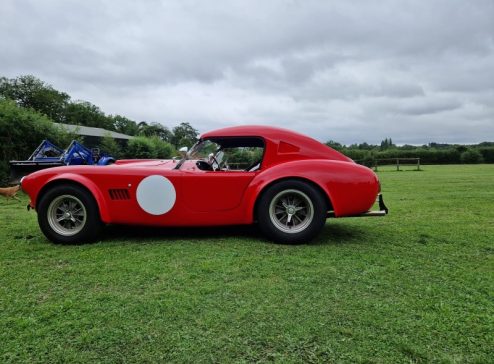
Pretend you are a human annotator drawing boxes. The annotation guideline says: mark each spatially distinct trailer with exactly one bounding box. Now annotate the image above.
[9,140,115,183]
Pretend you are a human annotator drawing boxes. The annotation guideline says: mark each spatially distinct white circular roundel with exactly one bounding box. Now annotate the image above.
[136,175,176,215]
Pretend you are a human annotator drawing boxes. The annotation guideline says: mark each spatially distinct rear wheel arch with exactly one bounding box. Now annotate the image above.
[253,177,333,222]
[254,178,329,243]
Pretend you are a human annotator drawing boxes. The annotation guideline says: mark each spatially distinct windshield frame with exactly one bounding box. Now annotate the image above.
[174,139,202,170]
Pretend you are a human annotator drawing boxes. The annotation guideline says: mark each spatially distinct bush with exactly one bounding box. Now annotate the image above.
[149,136,175,159]
[0,161,9,185]
[126,136,175,159]
[478,147,494,163]
[0,99,72,182]
[362,152,376,167]
[126,136,155,158]
[460,149,483,164]
[342,149,367,161]
[100,132,121,159]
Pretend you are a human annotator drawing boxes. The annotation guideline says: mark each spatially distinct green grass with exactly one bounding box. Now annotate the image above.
[1,165,493,363]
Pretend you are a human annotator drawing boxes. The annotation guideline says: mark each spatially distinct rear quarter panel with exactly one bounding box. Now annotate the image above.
[242,159,380,219]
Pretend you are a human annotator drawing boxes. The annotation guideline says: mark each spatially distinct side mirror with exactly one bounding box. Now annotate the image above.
[179,146,188,157]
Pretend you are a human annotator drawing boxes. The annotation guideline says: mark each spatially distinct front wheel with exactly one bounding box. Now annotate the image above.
[37,184,104,244]
[257,180,327,244]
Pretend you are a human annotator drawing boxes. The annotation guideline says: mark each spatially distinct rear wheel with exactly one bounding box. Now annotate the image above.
[257,180,327,243]
[37,184,103,244]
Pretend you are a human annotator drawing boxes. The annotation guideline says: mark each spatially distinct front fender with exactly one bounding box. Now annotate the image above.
[37,173,111,223]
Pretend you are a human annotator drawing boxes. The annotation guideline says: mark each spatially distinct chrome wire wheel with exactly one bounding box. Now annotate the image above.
[47,195,87,236]
[268,189,314,234]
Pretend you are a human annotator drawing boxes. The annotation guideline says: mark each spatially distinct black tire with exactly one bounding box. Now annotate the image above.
[257,180,327,244]
[37,184,104,244]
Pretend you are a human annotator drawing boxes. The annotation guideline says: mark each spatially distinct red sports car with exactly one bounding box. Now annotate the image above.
[21,125,388,244]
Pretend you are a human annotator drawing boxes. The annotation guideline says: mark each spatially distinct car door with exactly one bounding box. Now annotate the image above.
[181,169,257,212]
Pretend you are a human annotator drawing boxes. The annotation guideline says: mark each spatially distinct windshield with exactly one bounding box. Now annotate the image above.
[188,139,220,160]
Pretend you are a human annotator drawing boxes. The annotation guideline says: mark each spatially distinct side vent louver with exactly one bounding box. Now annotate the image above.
[109,189,130,200]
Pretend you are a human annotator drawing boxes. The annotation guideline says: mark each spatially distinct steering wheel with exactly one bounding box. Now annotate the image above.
[195,160,211,171]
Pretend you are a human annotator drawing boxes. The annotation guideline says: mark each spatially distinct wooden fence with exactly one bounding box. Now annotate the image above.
[372,158,421,171]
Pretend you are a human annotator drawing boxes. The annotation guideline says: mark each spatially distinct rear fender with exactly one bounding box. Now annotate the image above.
[241,160,336,223]
[242,159,379,221]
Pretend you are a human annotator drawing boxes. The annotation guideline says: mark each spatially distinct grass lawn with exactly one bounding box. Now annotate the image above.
[1,165,493,363]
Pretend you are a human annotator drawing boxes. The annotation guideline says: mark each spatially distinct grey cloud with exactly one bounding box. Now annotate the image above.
[392,98,463,116]
[1,0,493,144]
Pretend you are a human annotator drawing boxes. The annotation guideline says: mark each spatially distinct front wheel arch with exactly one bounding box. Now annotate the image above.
[37,183,104,244]
[35,178,109,222]
[37,180,92,210]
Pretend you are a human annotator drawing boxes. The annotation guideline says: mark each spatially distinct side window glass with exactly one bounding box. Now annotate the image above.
[188,138,264,172]
[222,147,264,171]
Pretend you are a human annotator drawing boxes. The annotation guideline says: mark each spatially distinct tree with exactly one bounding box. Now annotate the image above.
[64,101,115,131]
[478,147,494,163]
[171,122,199,148]
[357,142,374,150]
[460,149,483,164]
[455,145,468,153]
[325,140,343,150]
[137,121,149,134]
[0,75,70,122]
[138,121,173,142]
[380,138,394,150]
[111,115,138,136]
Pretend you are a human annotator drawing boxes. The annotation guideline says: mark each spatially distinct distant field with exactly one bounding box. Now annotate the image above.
[1,165,492,363]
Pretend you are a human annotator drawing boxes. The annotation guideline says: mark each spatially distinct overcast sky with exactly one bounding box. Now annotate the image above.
[1,0,493,144]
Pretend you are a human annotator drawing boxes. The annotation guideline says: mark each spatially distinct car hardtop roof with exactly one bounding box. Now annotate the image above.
[202,125,315,141]
[201,125,352,163]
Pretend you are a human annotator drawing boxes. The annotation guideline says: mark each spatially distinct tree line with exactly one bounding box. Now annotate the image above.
[1,74,492,183]
[326,139,494,166]
[0,75,200,183]
[0,75,199,147]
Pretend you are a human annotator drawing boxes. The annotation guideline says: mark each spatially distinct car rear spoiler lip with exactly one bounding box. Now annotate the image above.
[327,193,389,218]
